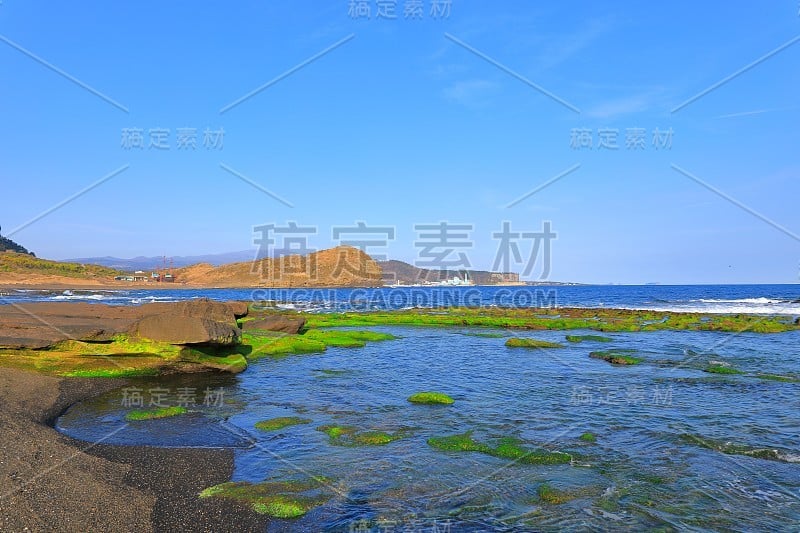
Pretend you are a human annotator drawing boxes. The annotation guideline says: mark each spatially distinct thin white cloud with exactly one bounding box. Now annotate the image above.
[442,79,499,107]
[537,16,617,70]
[716,107,797,119]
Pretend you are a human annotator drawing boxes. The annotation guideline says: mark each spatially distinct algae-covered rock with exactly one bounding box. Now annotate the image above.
[199,478,329,518]
[255,416,311,432]
[427,432,572,465]
[317,425,403,446]
[565,335,613,343]
[407,392,454,405]
[589,350,642,365]
[703,363,743,375]
[505,338,564,349]
[125,406,187,421]
[679,433,788,462]
[537,483,575,504]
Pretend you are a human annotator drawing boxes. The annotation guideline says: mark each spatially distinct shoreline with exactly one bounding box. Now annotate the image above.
[0,367,267,531]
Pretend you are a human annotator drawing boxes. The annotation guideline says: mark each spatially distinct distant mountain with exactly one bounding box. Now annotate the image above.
[63,250,265,271]
[378,260,520,285]
[0,231,34,256]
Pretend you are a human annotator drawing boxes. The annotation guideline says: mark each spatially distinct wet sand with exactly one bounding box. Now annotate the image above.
[0,368,267,532]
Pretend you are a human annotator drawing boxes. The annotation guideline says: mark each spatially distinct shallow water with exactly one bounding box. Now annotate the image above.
[58,326,800,531]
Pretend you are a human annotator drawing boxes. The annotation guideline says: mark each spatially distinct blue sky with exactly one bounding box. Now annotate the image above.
[1,1,798,284]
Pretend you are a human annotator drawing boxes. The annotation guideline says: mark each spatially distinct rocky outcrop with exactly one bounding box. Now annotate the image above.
[242,316,306,335]
[0,299,244,349]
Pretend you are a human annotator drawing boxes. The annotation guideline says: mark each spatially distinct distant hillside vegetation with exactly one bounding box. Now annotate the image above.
[0,253,122,278]
[0,233,34,256]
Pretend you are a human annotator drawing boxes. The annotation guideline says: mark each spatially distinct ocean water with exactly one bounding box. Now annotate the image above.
[3,284,800,315]
[52,285,800,531]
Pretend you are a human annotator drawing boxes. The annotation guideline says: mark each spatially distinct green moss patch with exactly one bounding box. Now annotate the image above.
[427,432,571,465]
[199,478,329,518]
[317,425,403,446]
[255,416,311,432]
[565,335,613,343]
[408,392,454,405]
[62,368,161,378]
[242,332,327,359]
[537,483,575,504]
[753,373,800,383]
[589,350,643,365]
[300,307,798,334]
[703,363,743,375]
[461,331,507,338]
[125,406,187,421]
[579,432,597,443]
[505,338,564,349]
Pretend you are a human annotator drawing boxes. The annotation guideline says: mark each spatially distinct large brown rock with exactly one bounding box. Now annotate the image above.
[0,300,245,349]
[130,314,240,346]
[242,316,306,335]
[141,298,237,325]
[228,301,249,318]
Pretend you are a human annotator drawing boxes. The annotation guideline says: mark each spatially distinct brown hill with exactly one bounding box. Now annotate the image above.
[0,247,382,288]
[175,246,382,288]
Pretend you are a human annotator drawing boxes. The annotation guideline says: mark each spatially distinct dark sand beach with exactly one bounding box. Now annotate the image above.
[0,368,267,531]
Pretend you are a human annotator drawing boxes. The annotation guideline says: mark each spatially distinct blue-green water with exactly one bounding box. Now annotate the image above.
[58,326,800,531]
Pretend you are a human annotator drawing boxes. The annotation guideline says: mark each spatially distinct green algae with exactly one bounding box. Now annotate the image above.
[62,368,161,378]
[461,331,507,338]
[753,373,800,383]
[565,334,613,343]
[313,368,351,377]
[427,432,572,465]
[505,338,564,349]
[179,347,248,373]
[316,425,402,446]
[199,478,329,518]
[125,406,187,421]
[301,307,797,334]
[255,416,311,432]
[703,364,743,375]
[680,433,787,461]
[537,483,575,504]
[252,498,307,518]
[589,350,643,365]
[242,332,327,359]
[579,432,597,443]
[407,392,455,405]
[317,425,357,439]
[241,329,394,359]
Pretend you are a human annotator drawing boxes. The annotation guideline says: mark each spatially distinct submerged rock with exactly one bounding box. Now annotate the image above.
[199,478,330,518]
[505,338,563,349]
[408,392,455,405]
[589,350,643,365]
